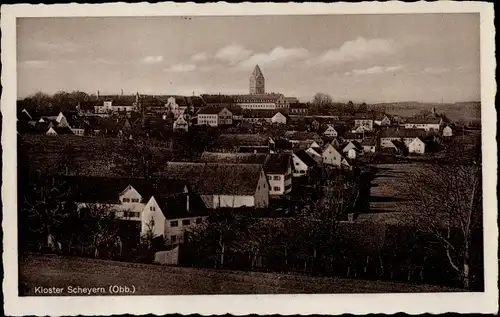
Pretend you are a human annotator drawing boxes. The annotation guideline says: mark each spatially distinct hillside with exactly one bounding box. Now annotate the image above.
[19,254,462,295]
[19,135,173,177]
[373,101,481,123]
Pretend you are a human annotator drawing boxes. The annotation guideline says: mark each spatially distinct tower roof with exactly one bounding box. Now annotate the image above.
[252,65,264,78]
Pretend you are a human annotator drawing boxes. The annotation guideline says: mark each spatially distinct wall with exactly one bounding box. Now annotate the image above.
[198,114,218,126]
[292,154,308,177]
[141,197,166,238]
[267,173,285,196]
[254,170,270,207]
[218,108,233,125]
[164,215,207,244]
[322,145,341,166]
[409,139,425,154]
[212,195,255,209]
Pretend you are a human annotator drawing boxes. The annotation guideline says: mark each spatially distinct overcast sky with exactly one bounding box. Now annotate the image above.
[17,14,480,103]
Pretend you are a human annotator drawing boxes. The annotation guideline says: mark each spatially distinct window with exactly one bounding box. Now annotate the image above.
[171,235,177,243]
[122,198,130,202]
[182,219,191,226]
[295,162,299,166]
[263,183,266,188]
[267,176,272,180]
[300,170,305,174]
[273,186,281,191]
[196,218,202,224]
[131,198,139,203]
[273,176,281,180]
[150,206,155,211]
[170,220,179,227]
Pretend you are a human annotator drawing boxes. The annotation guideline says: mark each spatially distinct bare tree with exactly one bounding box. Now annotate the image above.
[312,93,333,107]
[403,162,482,288]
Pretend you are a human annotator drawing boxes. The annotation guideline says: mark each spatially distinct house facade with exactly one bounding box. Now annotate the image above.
[408,137,426,154]
[323,125,338,137]
[173,115,189,132]
[197,107,233,127]
[292,151,316,177]
[354,118,374,131]
[403,117,442,131]
[443,126,453,137]
[322,144,343,166]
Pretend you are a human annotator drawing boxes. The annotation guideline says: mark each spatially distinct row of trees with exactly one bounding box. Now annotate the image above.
[18,91,96,114]
[311,92,371,116]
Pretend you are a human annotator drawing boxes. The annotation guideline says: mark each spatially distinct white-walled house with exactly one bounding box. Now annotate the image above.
[173,115,189,132]
[305,147,323,164]
[199,152,292,197]
[403,117,442,131]
[165,162,269,209]
[197,106,233,127]
[443,126,453,137]
[271,112,287,124]
[322,144,344,166]
[323,125,338,137]
[408,137,426,154]
[292,150,317,177]
[347,148,357,159]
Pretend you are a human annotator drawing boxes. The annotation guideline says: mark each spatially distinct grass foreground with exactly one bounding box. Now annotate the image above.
[18,254,463,295]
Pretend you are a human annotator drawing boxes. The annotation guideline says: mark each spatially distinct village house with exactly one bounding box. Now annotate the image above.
[361,137,377,153]
[321,143,344,166]
[354,116,374,131]
[65,177,196,240]
[197,106,233,127]
[305,146,323,164]
[322,124,338,138]
[408,137,427,154]
[173,115,189,132]
[94,94,137,114]
[46,126,74,136]
[285,131,324,147]
[199,152,292,197]
[443,125,453,137]
[379,127,428,148]
[240,110,287,125]
[342,141,363,159]
[403,117,442,131]
[292,150,317,177]
[142,193,208,245]
[289,103,309,115]
[164,162,269,209]
[342,132,364,143]
[214,134,273,153]
[374,114,392,126]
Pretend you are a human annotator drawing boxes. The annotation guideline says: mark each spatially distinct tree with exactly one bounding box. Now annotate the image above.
[403,162,482,289]
[312,93,333,108]
[358,102,368,113]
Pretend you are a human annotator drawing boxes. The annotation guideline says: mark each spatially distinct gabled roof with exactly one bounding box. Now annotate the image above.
[200,152,268,165]
[286,131,321,141]
[197,106,228,115]
[154,194,208,219]
[200,152,291,175]
[294,150,317,167]
[361,137,377,146]
[49,126,74,135]
[231,93,284,103]
[61,176,189,204]
[264,153,291,174]
[380,127,428,138]
[163,162,264,196]
[216,134,270,148]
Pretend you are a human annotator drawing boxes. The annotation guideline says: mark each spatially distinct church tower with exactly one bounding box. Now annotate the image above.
[249,65,265,94]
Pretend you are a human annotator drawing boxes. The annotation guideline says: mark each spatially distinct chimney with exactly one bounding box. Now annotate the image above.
[97,90,100,99]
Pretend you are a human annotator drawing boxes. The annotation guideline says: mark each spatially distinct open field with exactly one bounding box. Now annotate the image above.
[19,135,173,176]
[18,254,461,295]
[357,163,422,225]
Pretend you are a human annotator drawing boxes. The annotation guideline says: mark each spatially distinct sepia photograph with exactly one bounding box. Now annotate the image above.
[1,2,497,316]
